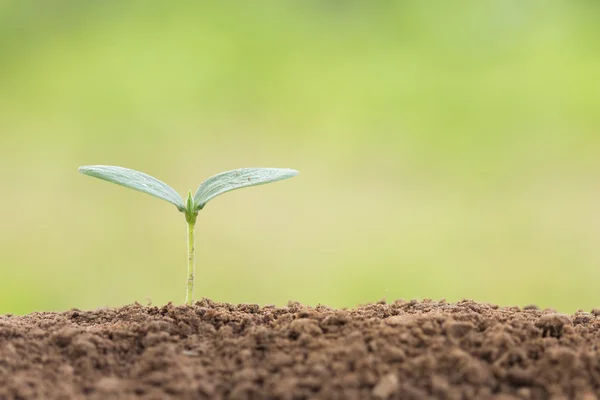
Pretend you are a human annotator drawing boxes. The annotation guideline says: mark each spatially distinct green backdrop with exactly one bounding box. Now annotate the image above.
[1,1,599,314]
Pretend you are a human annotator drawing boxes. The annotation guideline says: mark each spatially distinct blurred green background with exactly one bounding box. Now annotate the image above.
[1,1,599,314]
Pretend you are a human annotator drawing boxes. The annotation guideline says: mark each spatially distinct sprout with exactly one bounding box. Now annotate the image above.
[78,165,298,305]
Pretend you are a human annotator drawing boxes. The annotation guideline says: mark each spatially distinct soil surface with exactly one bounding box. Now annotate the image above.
[1,299,600,399]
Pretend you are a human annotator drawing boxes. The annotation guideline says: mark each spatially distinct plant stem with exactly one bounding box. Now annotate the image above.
[186,218,196,305]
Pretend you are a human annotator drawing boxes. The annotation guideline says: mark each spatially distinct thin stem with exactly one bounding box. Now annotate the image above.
[186,219,196,305]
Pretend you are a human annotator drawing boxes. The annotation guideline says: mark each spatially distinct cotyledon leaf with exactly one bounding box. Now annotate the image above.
[193,168,298,210]
[78,165,185,211]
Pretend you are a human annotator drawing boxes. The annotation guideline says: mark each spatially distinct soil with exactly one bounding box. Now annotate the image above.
[1,299,600,400]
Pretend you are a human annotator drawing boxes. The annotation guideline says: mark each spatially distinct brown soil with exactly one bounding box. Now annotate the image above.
[1,299,600,400]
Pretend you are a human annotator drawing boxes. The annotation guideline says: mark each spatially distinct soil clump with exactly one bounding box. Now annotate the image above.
[1,299,600,399]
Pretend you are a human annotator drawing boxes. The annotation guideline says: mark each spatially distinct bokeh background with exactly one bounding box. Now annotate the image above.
[1,1,599,314]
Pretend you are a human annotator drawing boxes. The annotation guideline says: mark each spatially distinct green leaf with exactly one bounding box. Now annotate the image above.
[78,165,185,211]
[193,168,298,210]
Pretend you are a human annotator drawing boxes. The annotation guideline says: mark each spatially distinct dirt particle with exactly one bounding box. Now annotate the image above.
[197,380,216,397]
[383,315,415,326]
[516,388,532,399]
[430,375,452,397]
[372,373,398,399]
[577,391,598,400]
[93,377,122,393]
[444,320,475,339]
[381,345,406,362]
[70,336,98,357]
[142,331,170,347]
[506,367,533,387]
[572,312,593,325]
[269,352,294,368]
[321,311,349,326]
[547,347,578,369]
[289,318,323,337]
[535,313,571,338]
[230,381,259,400]
[52,327,78,347]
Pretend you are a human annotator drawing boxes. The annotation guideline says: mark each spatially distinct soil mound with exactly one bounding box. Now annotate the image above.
[1,299,599,399]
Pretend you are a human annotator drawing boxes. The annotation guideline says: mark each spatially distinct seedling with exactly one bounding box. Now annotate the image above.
[78,165,298,305]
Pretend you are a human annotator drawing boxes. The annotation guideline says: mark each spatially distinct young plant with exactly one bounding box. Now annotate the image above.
[78,165,298,305]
